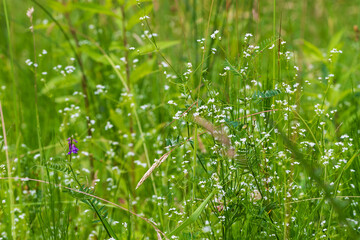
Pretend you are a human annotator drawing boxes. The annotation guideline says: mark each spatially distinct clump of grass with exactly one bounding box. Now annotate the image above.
[0,0,360,239]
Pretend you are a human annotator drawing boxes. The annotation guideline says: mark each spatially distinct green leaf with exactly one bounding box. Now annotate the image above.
[302,40,324,63]
[328,31,344,54]
[130,57,157,83]
[127,4,153,30]
[225,119,244,130]
[72,2,121,18]
[258,36,278,51]
[80,45,108,64]
[327,88,358,109]
[224,59,242,76]
[125,0,153,10]
[54,96,77,103]
[41,74,81,95]
[131,41,180,57]
[168,190,216,237]
[47,1,74,13]
[252,89,281,103]
[109,42,127,51]
[342,150,360,172]
[110,109,127,133]
[90,201,119,240]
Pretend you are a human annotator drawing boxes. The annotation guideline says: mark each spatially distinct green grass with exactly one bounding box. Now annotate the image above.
[1,0,360,239]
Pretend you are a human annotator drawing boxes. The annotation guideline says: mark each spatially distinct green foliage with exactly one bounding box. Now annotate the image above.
[1,0,360,239]
[252,89,282,103]
[169,190,216,237]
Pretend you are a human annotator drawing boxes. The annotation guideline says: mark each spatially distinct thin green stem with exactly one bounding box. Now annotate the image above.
[28,6,44,166]
[191,125,198,238]
[196,0,215,102]
[2,0,20,144]
[132,102,158,196]
[68,153,119,240]
[0,101,15,240]
[1,1,18,238]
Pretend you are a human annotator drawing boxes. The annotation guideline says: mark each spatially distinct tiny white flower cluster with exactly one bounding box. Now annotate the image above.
[328,48,342,62]
[173,110,185,120]
[314,103,324,115]
[163,70,177,80]
[141,30,158,39]
[72,91,85,97]
[26,7,34,19]
[25,59,34,66]
[161,61,169,68]
[140,104,151,110]
[78,40,91,46]
[104,121,113,130]
[94,84,107,95]
[321,149,334,165]
[65,65,75,74]
[196,37,208,51]
[244,44,260,58]
[52,65,76,76]
[282,82,300,94]
[220,66,230,76]
[244,33,253,41]
[324,73,335,83]
[183,62,192,79]
[38,49,47,57]
[134,160,147,168]
[330,48,342,54]
[167,100,177,106]
[251,79,262,87]
[139,15,150,21]
[196,38,206,44]
[300,141,316,149]
[193,105,209,117]
[210,30,219,39]
[58,104,82,128]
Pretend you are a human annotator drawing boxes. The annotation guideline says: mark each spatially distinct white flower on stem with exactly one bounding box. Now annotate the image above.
[27,7,34,19]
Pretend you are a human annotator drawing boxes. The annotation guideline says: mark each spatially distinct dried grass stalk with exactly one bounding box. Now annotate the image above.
[194,116,234,157]
[194,116,229,145]
[136,151,171,189]
[197,135,207,153]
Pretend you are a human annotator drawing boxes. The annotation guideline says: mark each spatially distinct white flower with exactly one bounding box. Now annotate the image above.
[105,121,113,130]
[202,226,211,233]
[250,190,262,202]
[26,7,34,19]
[210,30,219,39]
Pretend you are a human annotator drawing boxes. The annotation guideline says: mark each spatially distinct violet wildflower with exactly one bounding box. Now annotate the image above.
[67,137,79,155]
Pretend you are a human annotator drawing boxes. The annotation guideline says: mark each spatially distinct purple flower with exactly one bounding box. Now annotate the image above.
[67,137,79,155]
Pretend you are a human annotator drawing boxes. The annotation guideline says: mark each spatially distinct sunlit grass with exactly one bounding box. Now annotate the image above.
[0,0,360,239]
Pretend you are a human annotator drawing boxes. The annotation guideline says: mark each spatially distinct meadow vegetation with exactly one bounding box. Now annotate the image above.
[1,0,360,239]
